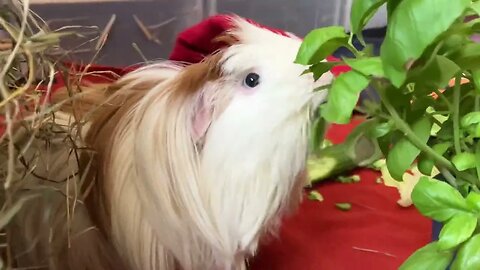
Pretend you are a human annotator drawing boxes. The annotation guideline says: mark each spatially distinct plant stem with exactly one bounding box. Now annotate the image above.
[434,89,452,110]
[348,32,354,47]
[378,86,480,186]
[476,142,480,182]
[377,85,455,171]
[453,75,462,155]
[429,110,451,115]
[345,43,361,58]
[439,167,458,188]
[427,113,444,127]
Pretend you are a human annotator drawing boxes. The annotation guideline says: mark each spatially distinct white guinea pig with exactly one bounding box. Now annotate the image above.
[8,15,333,270]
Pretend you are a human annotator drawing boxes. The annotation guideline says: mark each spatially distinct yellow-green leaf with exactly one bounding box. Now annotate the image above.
[321,70,370,124]
[451,233,480,270]
[438,213,477,250]
[380,0,470,87]
[295,26,348,65]
[400,242,454,270]
[411,177,471,222]
[386,117,432,181]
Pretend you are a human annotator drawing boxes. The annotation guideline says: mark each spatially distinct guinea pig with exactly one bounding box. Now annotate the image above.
[6,15,333,270]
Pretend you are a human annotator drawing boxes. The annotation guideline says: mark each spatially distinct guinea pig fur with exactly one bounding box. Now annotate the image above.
[7,15,333,270]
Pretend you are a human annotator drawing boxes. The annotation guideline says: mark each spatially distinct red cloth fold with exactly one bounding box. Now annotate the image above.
[167,13,351,77]
[169,14,290,64]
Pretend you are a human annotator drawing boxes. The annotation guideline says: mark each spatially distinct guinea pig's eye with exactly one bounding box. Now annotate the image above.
[244,72,260,88]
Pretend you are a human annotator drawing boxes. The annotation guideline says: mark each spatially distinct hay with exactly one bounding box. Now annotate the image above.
[0,0,109,267]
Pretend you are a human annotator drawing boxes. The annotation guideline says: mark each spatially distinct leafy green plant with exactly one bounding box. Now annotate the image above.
[298,0,480,268]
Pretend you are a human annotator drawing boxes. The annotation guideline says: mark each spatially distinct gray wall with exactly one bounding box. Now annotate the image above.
[31,0,386,67]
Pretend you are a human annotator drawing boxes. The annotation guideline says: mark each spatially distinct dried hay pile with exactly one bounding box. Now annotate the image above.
[0,1,112,267]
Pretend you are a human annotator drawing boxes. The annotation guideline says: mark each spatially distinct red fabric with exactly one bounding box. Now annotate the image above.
[169,14,291,64]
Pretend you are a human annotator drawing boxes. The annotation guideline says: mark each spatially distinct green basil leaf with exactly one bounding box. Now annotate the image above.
[386,0,401,19]
[461,112,480,128]
[367,120,393,138]
[469,20,480,34]
[440,34,472,55]
[417,154,435,176]
[361,43,375,57]
[438,213,477,250]
[409,55,460,89]
[437,120,454,140]
[466,192,480,212]
[384,85,412,111]
[452,152,476,171]
[343,57,384,77]
[380,0,470,87]
[321,70,370,124]
[417,142,451,176]
[450,43,480,70]
[471,1,480,16]
[350,0,387,42]
[344,118,379,143]
[433,142,452,154]
[386,117,432,181]
[399,242,455,270]
[406,107,429,125]
[310,62,338,81]
[307,190,324,202]
[335,202,352,211]
[412,96,436,111]
[451,233,480,270]
[476,143,480,183]
[310,115,328,152]
[377,130,395,156]
[295,26,349,65]
[458,183,475,198]
[466,124,480,139]
[412,177,471,222]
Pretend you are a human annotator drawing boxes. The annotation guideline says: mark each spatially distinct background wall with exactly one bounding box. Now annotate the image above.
[30,0,387,66]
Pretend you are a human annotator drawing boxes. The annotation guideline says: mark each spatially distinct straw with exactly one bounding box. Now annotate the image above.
[0,1,113,267]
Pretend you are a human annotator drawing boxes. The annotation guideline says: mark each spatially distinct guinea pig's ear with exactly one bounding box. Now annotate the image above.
[179,52,226,144]
[191,90,215,144]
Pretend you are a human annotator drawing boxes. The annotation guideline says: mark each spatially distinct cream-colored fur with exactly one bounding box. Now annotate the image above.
[6,16,332,270]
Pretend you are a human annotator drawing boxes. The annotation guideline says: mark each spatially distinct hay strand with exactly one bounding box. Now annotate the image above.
[0,1,112,268]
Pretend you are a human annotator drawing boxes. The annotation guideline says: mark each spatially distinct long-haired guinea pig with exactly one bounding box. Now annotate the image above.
[7,15,333,270]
